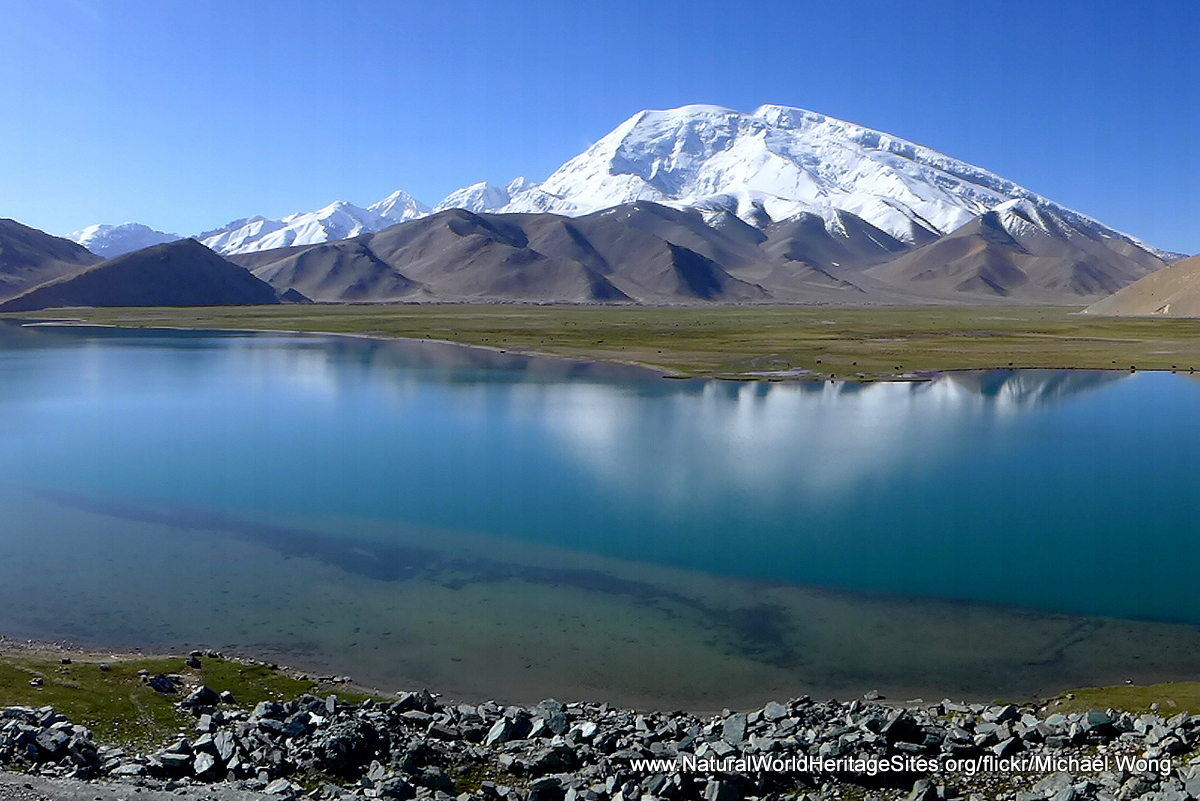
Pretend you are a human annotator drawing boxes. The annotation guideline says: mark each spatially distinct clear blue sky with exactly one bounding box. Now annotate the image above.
[3,0,1199,253]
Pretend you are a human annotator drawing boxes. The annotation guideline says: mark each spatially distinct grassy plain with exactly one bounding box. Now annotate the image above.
[6,304,1200,380]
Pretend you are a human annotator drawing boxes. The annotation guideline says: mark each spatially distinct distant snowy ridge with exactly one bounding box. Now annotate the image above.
[198,192,431,254]
[69,223,181,258]
[71,104,1170,259]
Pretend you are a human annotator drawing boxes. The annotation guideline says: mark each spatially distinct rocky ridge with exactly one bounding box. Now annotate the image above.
[3,658,1200,801]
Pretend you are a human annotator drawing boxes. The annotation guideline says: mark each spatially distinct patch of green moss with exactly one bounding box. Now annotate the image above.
[450,761,517,793]
[1045,682,1200,716]
[0,654,372,748]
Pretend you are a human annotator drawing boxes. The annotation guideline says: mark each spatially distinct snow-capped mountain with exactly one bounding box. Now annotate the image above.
[70,223,181,258]
[500,104,1162,257]
[195,192,430,255]
[69,103,1170,264]
[368,190,430,223]
[432,177,536,214]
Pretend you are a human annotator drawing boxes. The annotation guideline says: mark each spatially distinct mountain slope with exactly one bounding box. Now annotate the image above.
[0,219,101,301]
[1085,253,1200,316]
[0,239,280,311]
[69,223,181,257]
[247,239,425,303]
[864,199,1165,301]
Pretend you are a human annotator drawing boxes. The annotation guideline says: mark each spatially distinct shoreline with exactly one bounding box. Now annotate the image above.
[8,314,1200,384]
[6,618,1200,718]
[7,303,1200,381]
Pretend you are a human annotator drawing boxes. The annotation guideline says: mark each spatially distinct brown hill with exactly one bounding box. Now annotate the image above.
[0,218,100,300]
[0,239,280,311]
[235,205,783,303]
[1084,253,1200,316]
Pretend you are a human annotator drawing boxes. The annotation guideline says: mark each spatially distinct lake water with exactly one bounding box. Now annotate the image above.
[1,320,1199,709]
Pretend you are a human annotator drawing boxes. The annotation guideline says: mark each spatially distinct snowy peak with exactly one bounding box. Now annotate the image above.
[70,222,181,258]
[198,216,288,255]
[502,104,1157,258]
[433,177,538,214]
[434,181,512,214]
[368,190,430,224]
[200,194,429,255]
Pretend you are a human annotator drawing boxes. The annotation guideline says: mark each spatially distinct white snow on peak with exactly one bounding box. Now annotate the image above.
[198,216,288,254]
[434,182,512,214]
[434,177,539,214]
[199,190,431,254]
[69,222,181,258]
[501,103,1155,252]
[368,190,430,224]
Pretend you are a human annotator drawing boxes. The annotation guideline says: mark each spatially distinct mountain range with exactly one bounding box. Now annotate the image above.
[70,104,1173,260]
[0,103,1180,310]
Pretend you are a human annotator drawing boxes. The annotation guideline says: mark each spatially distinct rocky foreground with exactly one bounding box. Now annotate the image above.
[3,667,1200,801]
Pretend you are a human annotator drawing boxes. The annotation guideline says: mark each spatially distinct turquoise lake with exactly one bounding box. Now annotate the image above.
[1,320,1199,709]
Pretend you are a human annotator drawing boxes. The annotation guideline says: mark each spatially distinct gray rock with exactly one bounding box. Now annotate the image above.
[722,713,747,745]
[265,778,295,795]
[157,752,192,771]
[379,777,415,799]
[417,766,456,792]
[252,700,285,720]
[283,711,312,738]
[110,762,147,777]
[1033,772,1075,796]
[193,751,218,777]
[906,779,938,801]
[34,728,69,757]
[1117,776,1157,801]
[703,779,738,801]
[992,737,1021,757]
[145,674,177,693]
[992,704,1019,723]
[546,711,569,735]
[182,681,220,705]
[486,718,515,746]
[569,721,598,741]
[763,701,788,721]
